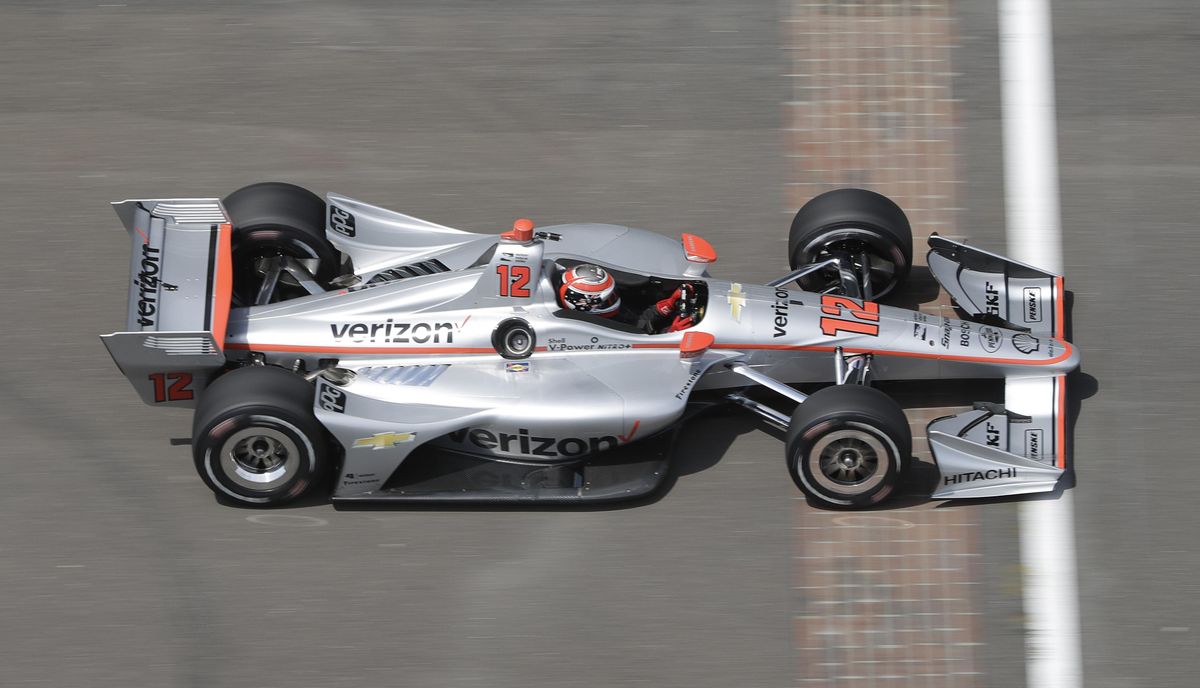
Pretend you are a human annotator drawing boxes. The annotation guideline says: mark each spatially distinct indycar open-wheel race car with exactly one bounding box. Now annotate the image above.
[102,183,1079,508]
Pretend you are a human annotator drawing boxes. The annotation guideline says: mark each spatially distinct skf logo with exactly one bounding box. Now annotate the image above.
[985,421,1001,447]
[727,283,747,322]
[984,282,1001,316]
[353,431,416,450]
[330,205,356,237]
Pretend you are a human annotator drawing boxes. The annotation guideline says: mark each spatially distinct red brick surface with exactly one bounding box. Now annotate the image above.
[784,2,983,685]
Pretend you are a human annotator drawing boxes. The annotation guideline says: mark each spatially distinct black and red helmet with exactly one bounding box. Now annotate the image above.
[559,264,620,316]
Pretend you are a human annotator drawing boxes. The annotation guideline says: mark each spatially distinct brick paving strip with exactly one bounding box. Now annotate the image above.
[783,1,985,686]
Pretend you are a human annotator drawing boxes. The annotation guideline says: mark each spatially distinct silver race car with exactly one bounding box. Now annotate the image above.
[102,183,1079,508]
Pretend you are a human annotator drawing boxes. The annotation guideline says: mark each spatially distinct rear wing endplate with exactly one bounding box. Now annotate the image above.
[101,199,233,407]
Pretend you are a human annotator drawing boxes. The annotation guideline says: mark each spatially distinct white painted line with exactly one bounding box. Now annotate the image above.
[1000,1,1064,271]
[998,1,1083,687]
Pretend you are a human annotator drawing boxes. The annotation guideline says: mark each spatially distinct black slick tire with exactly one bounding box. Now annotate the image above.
[222,182,339,304]
[785,384,911,508]
[788,188,913,299]
[192,366,328,507]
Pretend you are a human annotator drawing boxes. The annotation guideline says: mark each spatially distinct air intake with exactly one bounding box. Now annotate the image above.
[357,364,449,386]
[367,259,450,285]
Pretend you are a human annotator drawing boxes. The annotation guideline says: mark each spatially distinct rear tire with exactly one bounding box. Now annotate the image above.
[192,366,329,507]
[785,384,911,508]
[223,182,339,305]
[788,188,913,300]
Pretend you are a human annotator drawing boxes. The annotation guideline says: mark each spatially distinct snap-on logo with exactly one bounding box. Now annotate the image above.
[1023,287,1042,323]
[329,205,356,237]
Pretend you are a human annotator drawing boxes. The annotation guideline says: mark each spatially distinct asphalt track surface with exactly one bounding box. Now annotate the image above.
[0,1,1196,686]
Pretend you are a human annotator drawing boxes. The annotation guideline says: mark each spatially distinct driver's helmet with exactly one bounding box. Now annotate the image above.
[559,264,620,316]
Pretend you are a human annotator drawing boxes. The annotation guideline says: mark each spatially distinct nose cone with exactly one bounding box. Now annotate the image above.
[1002,333,1079,375]
[1054,338,1081,373]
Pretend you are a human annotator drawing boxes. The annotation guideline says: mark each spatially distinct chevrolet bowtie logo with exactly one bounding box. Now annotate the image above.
[352,431,417,450]
[727,282,747,322]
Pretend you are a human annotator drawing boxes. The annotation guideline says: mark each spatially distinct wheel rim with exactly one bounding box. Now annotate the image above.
[806,426,891,495]
[219,426,301,492]
[796,228,907,299]
[232,230,325,306]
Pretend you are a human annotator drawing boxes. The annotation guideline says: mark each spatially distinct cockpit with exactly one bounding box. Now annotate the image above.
[549,258,708,335]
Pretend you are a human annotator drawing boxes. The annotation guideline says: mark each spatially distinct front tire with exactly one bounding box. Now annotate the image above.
[192,366,329,507]
[788,188,913,300]
[785,384,911,508]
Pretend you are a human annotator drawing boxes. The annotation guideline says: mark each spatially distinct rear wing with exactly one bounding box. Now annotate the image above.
[100,199,233,407]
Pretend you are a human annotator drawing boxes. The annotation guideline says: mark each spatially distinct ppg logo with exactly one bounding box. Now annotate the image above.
[318,382,347,413]
[329,205,356,237]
